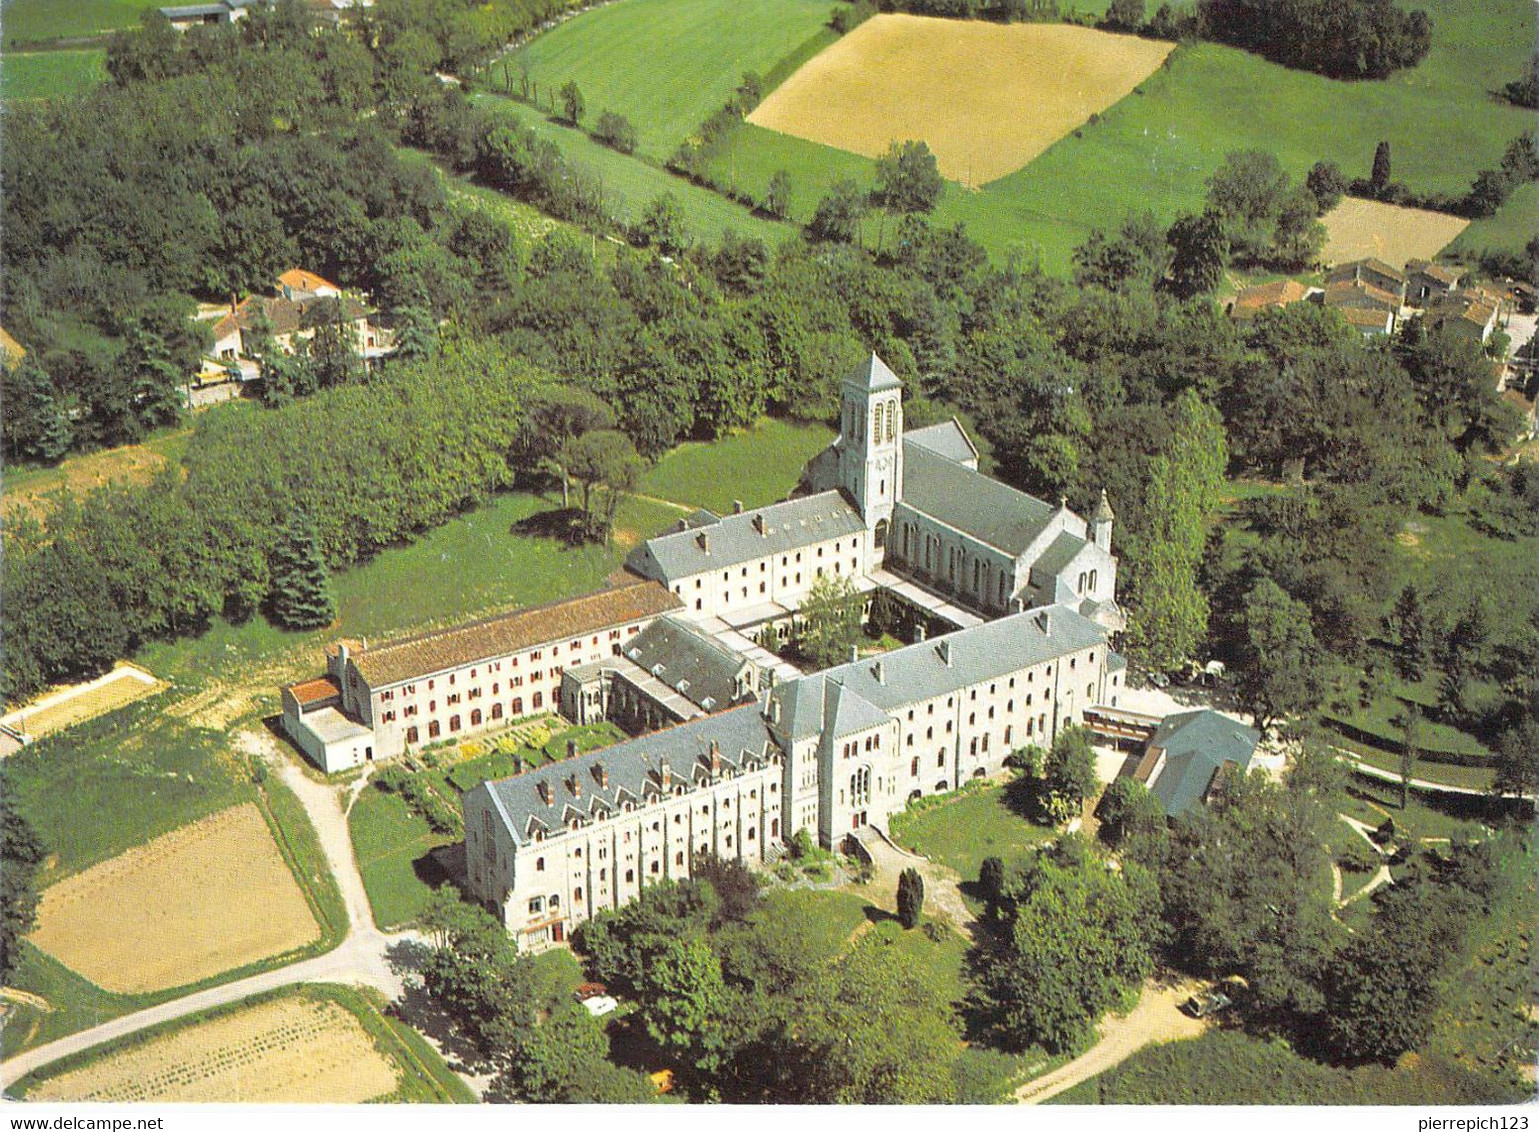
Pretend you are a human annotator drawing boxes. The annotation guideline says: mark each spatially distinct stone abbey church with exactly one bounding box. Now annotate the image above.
[285,355,1126,949]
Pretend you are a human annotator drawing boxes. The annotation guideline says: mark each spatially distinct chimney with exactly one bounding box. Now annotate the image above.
[937,640,952,667]
[697,532,710,554]
[709,739,722,775]
[660,758,673,789]
[849,644,860,663]
[873,660,886,685]
[567,773,581,799]
[537,780,553,806]
[677,518,688,532]
[591,761,608,788]
[1037,610,1053,636]
[733,500,744,514]
[914,623,927,642]
[567,738,578,759]
[753,514,766,537]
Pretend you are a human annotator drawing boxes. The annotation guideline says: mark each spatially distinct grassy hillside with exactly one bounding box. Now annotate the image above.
[1448,182,1539,260]
[471,93,794,247]
[696,0,1530,271]
[1,49,106,99]
[506,0,837,159]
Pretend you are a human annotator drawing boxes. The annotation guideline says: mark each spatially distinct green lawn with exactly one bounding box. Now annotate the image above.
[349,786,456,931]
[638,417,834,513]
[1048,1028,1517,1104]
[1,49,105,99]
[10,983,475,1103]
[699,0,1530,271]
[890,779,1056,883]
[1,0,160,43]
[1337,782,1500,845]
[395,145,596,249]
[471,93,794,247]
[504,0,837,160]
[136,489,683,694]
[1449,182,1539,260]
[1,944,154,1058]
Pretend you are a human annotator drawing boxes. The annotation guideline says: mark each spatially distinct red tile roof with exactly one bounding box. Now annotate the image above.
[287,676,342,706]
[278,268,339,293]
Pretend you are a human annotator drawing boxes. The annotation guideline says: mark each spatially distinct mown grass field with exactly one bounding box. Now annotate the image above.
[701,0,1531,270]
[349,787,453,931]
[1,49,105,99]
[506,0,836,159]
[471,93,792,247]
[889,779,1056,883]
[1449,181,1539,260]
[2,0,159,43]
[638,417,833,514]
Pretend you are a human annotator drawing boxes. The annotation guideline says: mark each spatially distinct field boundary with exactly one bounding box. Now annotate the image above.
[1,663,165,743]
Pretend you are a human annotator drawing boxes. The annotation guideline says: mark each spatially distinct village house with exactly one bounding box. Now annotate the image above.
[1327,258,1408,304]
[1228,278,1314,322]
[1427,287,1504,346]
[209,269,389,367]
[1406,259,1464,305]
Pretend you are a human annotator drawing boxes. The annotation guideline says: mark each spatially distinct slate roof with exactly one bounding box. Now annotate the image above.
[904,420,978,466]
[1140,709,1260,818]
[477,703,776,846]
[900,441,1058,557]
[1029,530,1090,583]
[770,604,1107,730]
[621,615,750,713]
[629,490,866,578]
[844,352,902,393]
[350,578,681,688]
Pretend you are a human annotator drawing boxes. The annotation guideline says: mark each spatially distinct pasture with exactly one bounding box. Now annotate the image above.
[749,16,1173,186]
[638,417,834,515]
[471,93,791,246]
[1449,182,1539,261]
[24,989,401,1103]
[1,0,159,44]
[28,803,322,994]
[1319,197,1470,269]
[1,49,105,99]
[506,0,837,159]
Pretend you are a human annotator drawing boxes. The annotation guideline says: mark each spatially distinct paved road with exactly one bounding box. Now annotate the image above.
[1,736,428,1091]
[1339,750,1532,801]
[1014,980,1207,1105]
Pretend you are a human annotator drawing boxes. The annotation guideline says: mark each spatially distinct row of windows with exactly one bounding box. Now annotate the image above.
[381,628,642,698]
[394,694,544,739]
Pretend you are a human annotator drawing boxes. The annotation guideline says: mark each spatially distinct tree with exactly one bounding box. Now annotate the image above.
[1305,160,1347,212]
[1233,575,1326,732]
[793,572,863,668]
[872,139,944,216]
[978,855,1007,916]
[633,193,690,257]
[561,429,642,544]
[1397,703,1420,810]
[592,110,637,154]
[806,178,868,244]
[1387,583,1429,681]
[1205,150,1291,262]
[267,512,336,629]
[1370,140,1392,191]
[559,80,585,126]
[1098,777,1167,863]
[1165,212,1228,298]
[764,169,793,220]
[896,867,925,928]
[2,355,73,463]
[519,385,616,509]
[1101,0,1145,29]
[980,841,1158,1052]
[636,935,732,1076]
[1493,716,1539,798]
[0,780,45,986]
[1040,725,1097,823]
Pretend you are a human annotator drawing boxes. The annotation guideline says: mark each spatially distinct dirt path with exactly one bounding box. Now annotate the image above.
[851,826,976,942]
[1013,980,1207,1105]
[0,733,472,1096]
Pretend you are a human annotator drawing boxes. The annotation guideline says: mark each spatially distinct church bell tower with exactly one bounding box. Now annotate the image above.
[837,353,904,538]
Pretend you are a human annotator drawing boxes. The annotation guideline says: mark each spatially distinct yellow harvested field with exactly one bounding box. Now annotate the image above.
[29,993,400,1103]
[1,663,163,741]
[748,15,1173,185]
[1321,197,1470,270]
[29,804,320,993]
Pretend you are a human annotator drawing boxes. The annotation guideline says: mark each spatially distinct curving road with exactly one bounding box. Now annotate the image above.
[1,740,431,1091]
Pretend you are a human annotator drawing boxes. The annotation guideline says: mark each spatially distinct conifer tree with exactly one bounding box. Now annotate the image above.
[897,867,925,929]
[268,513,336,629]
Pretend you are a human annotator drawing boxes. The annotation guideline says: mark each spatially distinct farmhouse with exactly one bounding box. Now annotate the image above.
[466,603,1122,949]
[1427,288,1504,345]
[282,578,683,771]
[207,269,391,375]
[1228,279,1314,321]
[1406,259,1464,305]
[1327,258,1408,305]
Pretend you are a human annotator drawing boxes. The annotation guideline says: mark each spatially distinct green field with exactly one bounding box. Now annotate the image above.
[1450,182,1539,260]
[2,0,160,44]
[10,983,475,1103]
[638,417,834,514]
[506,0,837,159]
[1,49,105,99]
[471,93,793,247]
[349,787,455,931]
[889,779,1056,884]
[689,0,1533,270]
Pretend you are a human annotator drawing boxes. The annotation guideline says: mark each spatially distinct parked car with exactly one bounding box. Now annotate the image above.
[1182,990,1233,1018]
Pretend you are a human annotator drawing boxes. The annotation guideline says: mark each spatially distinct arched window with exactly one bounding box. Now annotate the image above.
[470,709,482,726]
[491,703,503,720]
[406,726,419,744]
[885,400,896,441]
[872,405,882,444]
[449,715,461,732]
[1089,569,1098,591]
[428,720,441,738]
[511,697,523,715]
[874,518,888,549]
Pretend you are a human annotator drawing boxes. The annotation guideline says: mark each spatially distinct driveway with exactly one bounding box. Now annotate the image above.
[1014,979,1208,1105]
